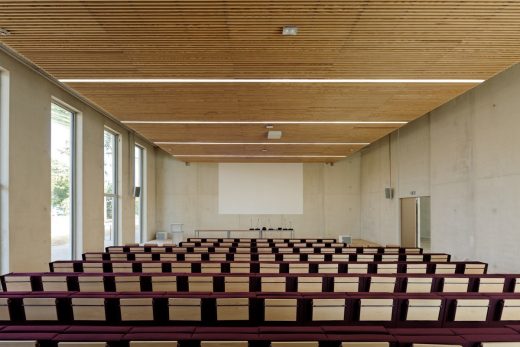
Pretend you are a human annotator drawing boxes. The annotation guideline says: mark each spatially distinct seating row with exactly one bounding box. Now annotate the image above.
[2,273,517,294]
[50,261,487,275]
[3,325,520,346]
[107,247,423,255]
[178,244,422,253]
[84,253,449,263]
[0,292,519,327]
[186,238,338,243]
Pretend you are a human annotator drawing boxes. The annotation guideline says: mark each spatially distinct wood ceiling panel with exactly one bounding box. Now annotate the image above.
[67,83,473,122]
[129,123,398,143]
[171,156,346,163]
[161,144,362,156]
[2,0,520,162]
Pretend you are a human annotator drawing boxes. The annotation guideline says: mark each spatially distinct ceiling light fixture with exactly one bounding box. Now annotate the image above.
[0,28,11,36]
[122,120,408,125]
[156,142,369,145]
[60,78,484,84]
[173,155,347,158]
[282,26,299,36]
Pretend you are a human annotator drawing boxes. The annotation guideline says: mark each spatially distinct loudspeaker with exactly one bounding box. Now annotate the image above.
[133,186,141,198]
[384,187,394,199]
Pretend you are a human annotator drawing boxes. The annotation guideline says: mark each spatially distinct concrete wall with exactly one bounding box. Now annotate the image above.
[155,153,361,240]
[359,63,520,273]
[0,48,157,272]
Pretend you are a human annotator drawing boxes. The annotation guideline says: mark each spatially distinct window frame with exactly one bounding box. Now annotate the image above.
[50,99,77,260]
[134,144,145,243]
[103,127,120,247]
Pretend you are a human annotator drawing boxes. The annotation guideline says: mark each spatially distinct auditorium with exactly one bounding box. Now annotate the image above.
[0,1,520,346]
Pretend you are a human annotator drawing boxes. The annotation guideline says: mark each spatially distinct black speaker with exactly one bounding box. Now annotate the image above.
[133,186,141,198]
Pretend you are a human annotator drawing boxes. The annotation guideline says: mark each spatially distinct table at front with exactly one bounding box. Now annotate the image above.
[193,229,295,239]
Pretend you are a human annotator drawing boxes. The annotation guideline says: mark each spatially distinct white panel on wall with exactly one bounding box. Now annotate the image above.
[218,163,303,214]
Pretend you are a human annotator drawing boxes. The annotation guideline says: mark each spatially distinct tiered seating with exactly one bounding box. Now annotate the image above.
[0,238,519,346]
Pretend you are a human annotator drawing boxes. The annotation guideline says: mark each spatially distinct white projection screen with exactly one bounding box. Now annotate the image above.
[218,163,303,214]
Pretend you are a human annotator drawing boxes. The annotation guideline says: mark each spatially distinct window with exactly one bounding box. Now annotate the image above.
[104,129,119,248]
[51,102,75,261]
[134,145,145,243]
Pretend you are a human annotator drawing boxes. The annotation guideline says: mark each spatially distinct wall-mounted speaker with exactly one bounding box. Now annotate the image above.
[133,186,141,198]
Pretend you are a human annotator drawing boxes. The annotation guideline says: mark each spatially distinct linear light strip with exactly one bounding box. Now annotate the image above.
[156,142,369,145]
[173,155,347,158]
[60,78,484,84]
[123,120,408,125]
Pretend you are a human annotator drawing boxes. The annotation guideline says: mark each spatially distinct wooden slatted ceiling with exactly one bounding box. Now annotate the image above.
[2,1,520,162]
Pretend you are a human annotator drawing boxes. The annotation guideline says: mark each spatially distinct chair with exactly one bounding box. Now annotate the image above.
[120,298,154,321]
[188,277,213,292]
[114,276,141,292]
[230,263,250,274]
[216,298,249,321]
[75,274,105,291]
[111,262,134,273]
[500,299,520,321]
[377,264,398,274]
[0,298,10,320]
[442,278,469,293]
[224,276,249,292]
[289,264,309,274]
[260,264,280,274]
[405,299,442,321]
[259,255,276,262]
[406,264,427,274]
[71,297,106,321]
[201,263,221,274]
[348,264,368,274]
[3,275,32,291]
[312,298,345,321]
[23,297,58,321]
[464,263,486,274]
[83,263,104,273]
[334,277,360,292]
[171,263,192,273]
[141,263,163,273]
[52,262,75,272]
[405,277,433,293]
[151,276,177,292]
[308,255,325,261]
[318,263,338,274]
[261,277,286,292]
[435,264,457,274]
[369,277,396,293]
[168,298,201,321]
[0,342,39,347]
[297,277,323,292]
[453,299,490,321]
[359,299,393,321]
[479,278,505,293]
[264,298,297,321]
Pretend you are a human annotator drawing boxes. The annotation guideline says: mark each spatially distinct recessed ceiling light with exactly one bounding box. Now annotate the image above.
[266,124,274,129]
[156,142,369,145]
[261,148,268,152]
[282,26,298,36]
[0,28,11,36]
[267,130,283,140]
[60,78,484,84]
[122,120,408,125]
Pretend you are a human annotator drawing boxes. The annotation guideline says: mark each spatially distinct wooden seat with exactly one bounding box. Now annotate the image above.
[58,343,108,347]
[71,298,106,321]
[357,254,375,262]
[52,262,75,272]
[261,277,286,292]
[151,276,177,291]
[308,254,325,261]
[260,263,279,273]
[4,275,32,291]
[230,263,250,273]
[283,254,300,261]
[201,342,247,347]
[334,277,359,292]
[369,277,396,292]
[264,298,297,321]
[406,264,427,274]
[188,277,213,291]
[184,254,202,261]
[359,299,393,321]
[171,263,192,273]
[120,298,154,321]
[0,342,39,347]
[201,263,221,273]
[130,341,178,346]
[348,264,368,274]
[209,254,227,261]
[297,277,323,292]
[500,299,520,320]
[168,298,201,321]
[216,298,249,321]
[406,277,433,293]
[271,342,318,347]
[465,264,486,274]
[435,264,456,274]
[381,255,399,262]
[224,276,249,292]
[318,263,338,273]
[332,254,350,261]
[111,262,134,273]
[312,298,345,321]
[289,263,309,274]
[442,278,469,293]
[454,299,489,321]
[0,298,10,320]
[23,297,58,320]
[479,278,505,292]
[405,299,442,321]
[83,263,104,273]
[114,276,141,291]
[135,253,153,261]
[78,276,105,292]
[141,263,164,273]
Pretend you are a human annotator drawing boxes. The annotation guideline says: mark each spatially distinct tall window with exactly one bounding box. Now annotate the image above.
[104,129,119,248]
[51,103,75,261]
[134,145,145,243]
